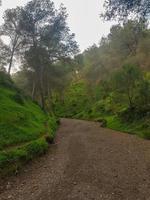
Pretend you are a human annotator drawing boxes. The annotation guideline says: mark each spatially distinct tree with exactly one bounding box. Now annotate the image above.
[17,0,79,110]
[108,20,147,56]
[102,0,150,21]
[0,39,10,71]
[0,7,24,74]
[112,65,142,109]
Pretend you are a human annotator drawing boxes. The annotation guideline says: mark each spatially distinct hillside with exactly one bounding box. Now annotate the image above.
[0,72,57,176]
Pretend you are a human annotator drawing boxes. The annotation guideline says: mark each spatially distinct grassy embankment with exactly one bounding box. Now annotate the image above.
[0,72,58,177]
[75,111,150,139]
[74,109,150,139]
[104,115,150,139]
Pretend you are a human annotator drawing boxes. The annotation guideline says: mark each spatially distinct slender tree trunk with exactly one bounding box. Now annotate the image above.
[31,81,36,100]
[40,89,45,110]
[39,78,45,111]
[127,87,134,109]
[47,84,52,110]
[8,49,15,74]
[39,66,45,111]
[8,34,18,74]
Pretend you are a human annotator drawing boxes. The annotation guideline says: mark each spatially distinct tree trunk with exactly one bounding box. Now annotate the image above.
[8,49,14,74]
[8,34,18,74]
[127,87,134,109]
[40,89,45,111]
[31,81,36,100]
[39,66,45,111]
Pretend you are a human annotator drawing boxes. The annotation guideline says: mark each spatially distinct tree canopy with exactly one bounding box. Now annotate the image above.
[0,0,79,110]
[102,0,150,20]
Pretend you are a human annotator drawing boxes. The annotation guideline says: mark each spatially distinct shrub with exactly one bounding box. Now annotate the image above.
[13,93,24,105]
[0,138,49,177]
[0,71,14,89]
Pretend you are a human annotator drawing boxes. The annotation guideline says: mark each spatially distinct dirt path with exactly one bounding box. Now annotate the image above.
[1,118,150,200]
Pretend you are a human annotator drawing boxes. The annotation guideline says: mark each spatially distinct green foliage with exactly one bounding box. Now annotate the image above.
[1,0,79,109]
[135,79,150,114]
[47,114,58,137]
[106,116,150,139]
[111,65,142,109]
[52,20,150,142]
[0,73,58,176]
[56,61,150,140]
[0,86,46,150]
[102,0,150,20]
[54,81,92,118]
[0,71,14,88]
[0,138,48,176]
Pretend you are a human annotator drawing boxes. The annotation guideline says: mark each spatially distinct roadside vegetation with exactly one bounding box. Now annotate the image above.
[53,20,150,139]
[0,71,58,176]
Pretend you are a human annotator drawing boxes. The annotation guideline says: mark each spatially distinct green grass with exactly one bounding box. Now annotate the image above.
[0,86,47,150]
[0,138,49,176]
[105,115,150,139]
[0,74,58,176]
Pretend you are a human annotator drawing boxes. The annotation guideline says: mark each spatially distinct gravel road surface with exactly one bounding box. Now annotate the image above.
[1,118,150,200]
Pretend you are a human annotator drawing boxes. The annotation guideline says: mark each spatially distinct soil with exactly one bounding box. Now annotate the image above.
[1,118,150,200]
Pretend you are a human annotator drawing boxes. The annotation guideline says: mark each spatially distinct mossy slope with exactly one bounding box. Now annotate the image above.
[0,72,57,176]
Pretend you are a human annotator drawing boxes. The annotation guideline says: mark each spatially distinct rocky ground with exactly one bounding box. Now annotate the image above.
[1,118,150,200]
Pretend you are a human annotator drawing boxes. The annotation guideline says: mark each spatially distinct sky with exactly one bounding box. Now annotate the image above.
[0,0,115,51]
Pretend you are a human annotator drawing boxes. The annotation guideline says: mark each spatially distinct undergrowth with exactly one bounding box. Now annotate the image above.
[0,72,58,176]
